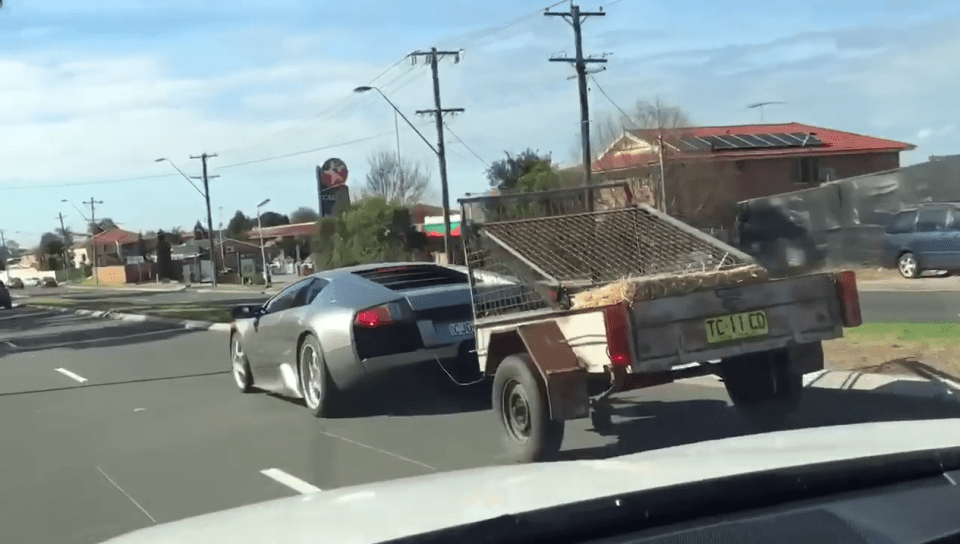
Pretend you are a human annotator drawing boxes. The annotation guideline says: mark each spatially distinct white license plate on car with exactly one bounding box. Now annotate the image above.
[448,321,474,336]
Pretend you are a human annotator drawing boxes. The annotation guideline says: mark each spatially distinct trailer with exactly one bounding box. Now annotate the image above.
[459,182,863,463]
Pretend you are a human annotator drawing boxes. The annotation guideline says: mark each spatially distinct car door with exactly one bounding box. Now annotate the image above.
[914,206,950,269]
[271,277,328,361]
[943,208,960,270]
[249,279,312,373]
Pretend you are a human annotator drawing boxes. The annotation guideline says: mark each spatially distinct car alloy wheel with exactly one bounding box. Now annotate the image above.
[898,252,919,278]
[301,343,323,410]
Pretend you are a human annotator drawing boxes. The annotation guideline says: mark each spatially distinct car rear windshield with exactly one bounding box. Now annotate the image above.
[353,265,469,291]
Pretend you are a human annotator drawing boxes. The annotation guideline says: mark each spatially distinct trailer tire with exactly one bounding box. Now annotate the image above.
[720,348,802,431]
[493,354,565,463]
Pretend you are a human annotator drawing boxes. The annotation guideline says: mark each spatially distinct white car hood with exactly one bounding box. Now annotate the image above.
[103,419,960,544]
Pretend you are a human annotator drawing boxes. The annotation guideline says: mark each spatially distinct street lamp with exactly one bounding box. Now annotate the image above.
[256,198,271,287]
[354,85,454,264]
[155,157,217,287]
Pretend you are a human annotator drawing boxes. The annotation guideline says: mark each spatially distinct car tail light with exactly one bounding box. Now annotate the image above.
[835,270,862,328]
[603,303,633,368]
[354,302,413,328]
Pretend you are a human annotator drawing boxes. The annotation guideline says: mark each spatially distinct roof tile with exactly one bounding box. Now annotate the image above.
[593,122,915,173]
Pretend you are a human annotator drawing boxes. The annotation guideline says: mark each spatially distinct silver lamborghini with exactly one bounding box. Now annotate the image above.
[228,263,479,417]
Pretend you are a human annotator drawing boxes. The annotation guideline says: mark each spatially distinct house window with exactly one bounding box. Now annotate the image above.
[796,157,820,184]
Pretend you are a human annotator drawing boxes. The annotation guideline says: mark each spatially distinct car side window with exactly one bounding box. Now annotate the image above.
[917,208,948,233]
[294,278,328,307]
[263,279,313,314]
[886,210,917,234]
[949,209,960,231]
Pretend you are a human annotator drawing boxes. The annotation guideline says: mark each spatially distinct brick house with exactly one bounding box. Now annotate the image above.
[592,122,915,229]
[87,228,146,267]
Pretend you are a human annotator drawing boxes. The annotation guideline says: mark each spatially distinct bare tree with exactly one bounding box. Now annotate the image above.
[362,150,431,205]
[575,97,693,163]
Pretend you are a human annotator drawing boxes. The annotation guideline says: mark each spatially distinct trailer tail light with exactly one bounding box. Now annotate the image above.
[603,303,633,368]
[354,302,413,328]
[835,270,862,328]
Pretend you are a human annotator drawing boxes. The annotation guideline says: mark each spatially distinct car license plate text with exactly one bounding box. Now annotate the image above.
[704,310,768,344]
[449,321,474,336]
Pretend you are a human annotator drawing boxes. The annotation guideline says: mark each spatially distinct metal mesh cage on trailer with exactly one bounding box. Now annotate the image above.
[460,182,759,322]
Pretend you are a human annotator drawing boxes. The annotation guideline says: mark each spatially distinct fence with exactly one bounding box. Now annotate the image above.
[736,154,960,274]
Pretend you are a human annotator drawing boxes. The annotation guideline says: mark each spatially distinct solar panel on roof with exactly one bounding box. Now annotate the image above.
[679,136,711,151]
[790,132,825,146]
[764,133,797,146]
[773,133,804,145]
[711,135,740,149]
[731,134,771,148]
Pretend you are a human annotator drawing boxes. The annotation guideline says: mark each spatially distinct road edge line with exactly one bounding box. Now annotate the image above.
[24,304,231,333]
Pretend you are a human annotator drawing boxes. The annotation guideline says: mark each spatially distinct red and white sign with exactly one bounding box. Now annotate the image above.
[319,158,348,189]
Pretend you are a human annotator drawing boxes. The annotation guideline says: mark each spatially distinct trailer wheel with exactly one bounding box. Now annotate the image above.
[493,354,565,463]
[720,348,802,431]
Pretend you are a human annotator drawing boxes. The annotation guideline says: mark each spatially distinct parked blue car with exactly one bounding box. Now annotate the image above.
[882,203,960,278]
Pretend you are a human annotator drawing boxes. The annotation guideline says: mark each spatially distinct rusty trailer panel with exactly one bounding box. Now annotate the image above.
[516,321,590,421]
[629,273,843,372]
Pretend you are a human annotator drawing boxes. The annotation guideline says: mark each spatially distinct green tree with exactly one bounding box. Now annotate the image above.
[39,232,67,270]
[156,230,175,280]
[486,149,551,191]
[258,211,290,228]
[290,207,319,224]
[227,211,254,238]
[311,197,416,270]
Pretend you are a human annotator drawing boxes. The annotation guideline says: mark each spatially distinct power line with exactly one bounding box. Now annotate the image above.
[216,54,413,155]
[216,132,399,169]
[0,173,176,192]
[443,123,489,168]
[590,74,633,122]
[447,0,570,50]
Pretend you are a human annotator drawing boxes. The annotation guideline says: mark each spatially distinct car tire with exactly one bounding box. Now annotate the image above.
[720,348,803,431]
[298,335,341,418]
[492,354,565,463]
[898,252,921,279]
[230,334,255,393]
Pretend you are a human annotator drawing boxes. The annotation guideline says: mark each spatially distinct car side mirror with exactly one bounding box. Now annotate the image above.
[230,304,263,320]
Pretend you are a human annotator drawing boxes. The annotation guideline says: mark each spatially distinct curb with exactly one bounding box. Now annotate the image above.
[63,284,189,293]
[682,368,960,404]
[27,304,231,332]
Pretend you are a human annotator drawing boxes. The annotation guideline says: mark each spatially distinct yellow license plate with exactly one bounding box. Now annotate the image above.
[704,310,769,344]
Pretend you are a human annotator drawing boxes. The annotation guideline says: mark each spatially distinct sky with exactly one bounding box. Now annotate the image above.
[1,0,958,247]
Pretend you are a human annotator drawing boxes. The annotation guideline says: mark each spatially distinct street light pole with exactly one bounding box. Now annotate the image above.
[256,199,271,287]
[354,85,457,262]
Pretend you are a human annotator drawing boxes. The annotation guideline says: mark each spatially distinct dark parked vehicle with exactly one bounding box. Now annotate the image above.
[5,277,23,289]
[882,203,960,278]
[0,281,12,310]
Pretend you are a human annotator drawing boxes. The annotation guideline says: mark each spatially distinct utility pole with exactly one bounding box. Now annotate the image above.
[189,153,219,287]
[218,207,226,268]
[84,197,103,286]
[57,212,70,272]
[0,229,8,275]
[546,4,606,211]
[412,47,463,266]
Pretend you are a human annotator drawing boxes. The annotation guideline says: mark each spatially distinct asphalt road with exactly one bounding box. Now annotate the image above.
[2,307,959,543]
[11,284,960,323]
